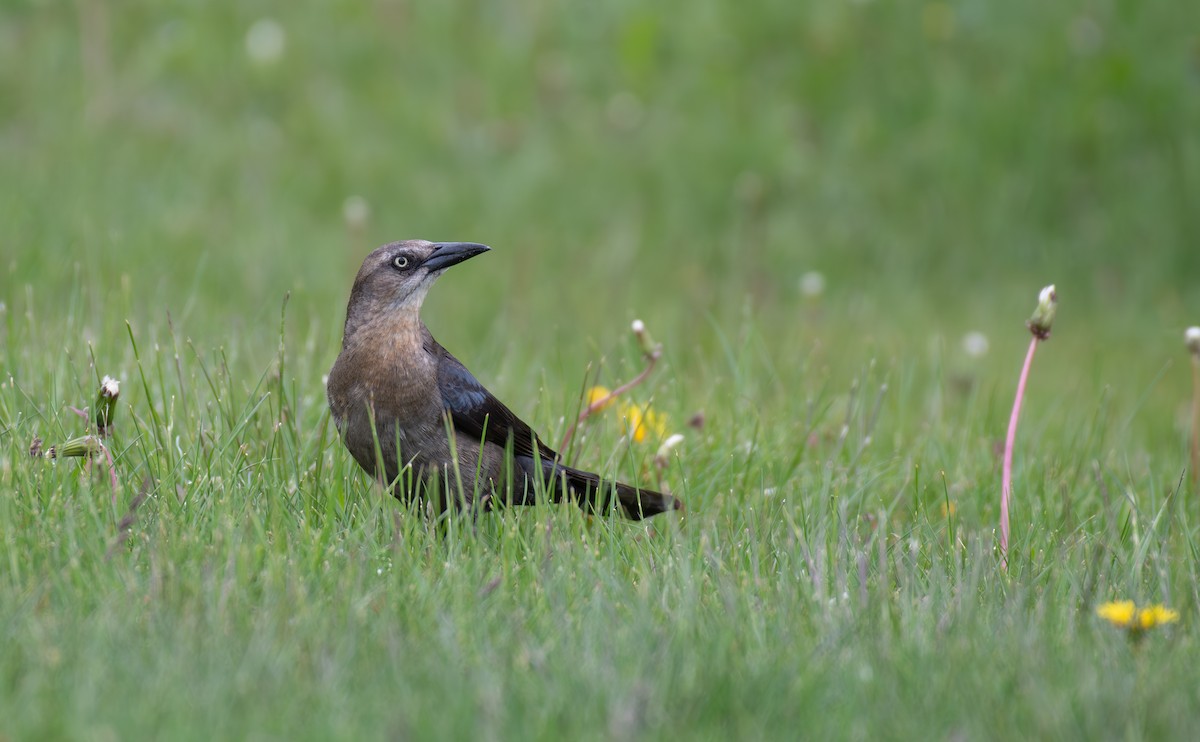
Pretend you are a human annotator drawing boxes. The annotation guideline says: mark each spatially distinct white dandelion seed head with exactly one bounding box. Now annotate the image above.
[1186,326,1200,356]
[342,195,370,229]
[962,331,989,358]
[245,18,285,65]
[799,271,826,299]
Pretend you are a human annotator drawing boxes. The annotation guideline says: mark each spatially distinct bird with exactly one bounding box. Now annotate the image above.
[326,240,682,519]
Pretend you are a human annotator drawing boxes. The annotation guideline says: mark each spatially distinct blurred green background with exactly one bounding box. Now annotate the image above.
[5,0,1197,352]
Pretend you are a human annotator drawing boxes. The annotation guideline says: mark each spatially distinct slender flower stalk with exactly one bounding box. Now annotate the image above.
[1187,327,1200,492]
[560,319,663,451]
[1000,285,1056,569]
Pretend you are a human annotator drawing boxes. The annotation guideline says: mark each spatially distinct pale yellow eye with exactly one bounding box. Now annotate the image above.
[393,255,409,270]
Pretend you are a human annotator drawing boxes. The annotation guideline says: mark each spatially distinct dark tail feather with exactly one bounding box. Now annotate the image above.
[606,476,682,520]
[519,455,681,519]
[547,459,682,519]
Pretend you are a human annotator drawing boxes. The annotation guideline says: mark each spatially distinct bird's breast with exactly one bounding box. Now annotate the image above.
[329,326,441,421]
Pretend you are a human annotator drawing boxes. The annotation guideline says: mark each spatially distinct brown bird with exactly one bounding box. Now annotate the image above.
[326,240,681,518]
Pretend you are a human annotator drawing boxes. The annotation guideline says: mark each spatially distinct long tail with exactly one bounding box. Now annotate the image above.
[564,465,682,520]
[522,456,682,519]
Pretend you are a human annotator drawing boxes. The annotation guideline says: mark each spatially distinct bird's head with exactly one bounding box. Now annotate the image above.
[340,240,490,342]
[348,239,490,312]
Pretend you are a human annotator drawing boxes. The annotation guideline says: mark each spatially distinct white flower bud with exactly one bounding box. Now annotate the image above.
[631,318,659,356]
[655,433,685,462]
[100,376,120,398]
[1027,284,1057,339]
[1186,326,1200,358]
[95,376,120,436]
[245,19,285,65]
[962,331,989,358]
[342,195,370,230]
[799,271,826,299]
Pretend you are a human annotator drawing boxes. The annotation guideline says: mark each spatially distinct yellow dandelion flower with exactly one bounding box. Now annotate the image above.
[586,386,616,412]
[1097,600,1179,634]
[1097,601,1137,629]
[623,404,646,443]
[621,403,669,444]
[1137,605,1180,630]
[645,408,669,440]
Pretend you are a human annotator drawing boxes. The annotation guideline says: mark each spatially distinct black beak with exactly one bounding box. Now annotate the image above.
[424,242,490,272]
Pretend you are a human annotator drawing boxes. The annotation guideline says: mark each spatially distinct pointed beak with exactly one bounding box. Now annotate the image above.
[424,242,490,272]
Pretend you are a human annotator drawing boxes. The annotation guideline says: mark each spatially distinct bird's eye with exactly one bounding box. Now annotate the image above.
[393,255,410,270]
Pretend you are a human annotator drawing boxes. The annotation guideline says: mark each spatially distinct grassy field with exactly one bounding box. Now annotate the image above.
[3,1,1200,739]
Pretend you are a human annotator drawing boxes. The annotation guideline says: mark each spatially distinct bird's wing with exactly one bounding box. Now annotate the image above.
[433,343,558,461]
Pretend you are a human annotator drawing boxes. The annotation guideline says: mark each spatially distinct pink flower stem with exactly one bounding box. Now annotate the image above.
[1190,356,1200,493]
[101,442,119,502]
[1001,337,1040,570]
[559,347,661,453]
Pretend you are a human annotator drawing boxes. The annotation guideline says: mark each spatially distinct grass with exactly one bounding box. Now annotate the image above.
[3,0,1200,739]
